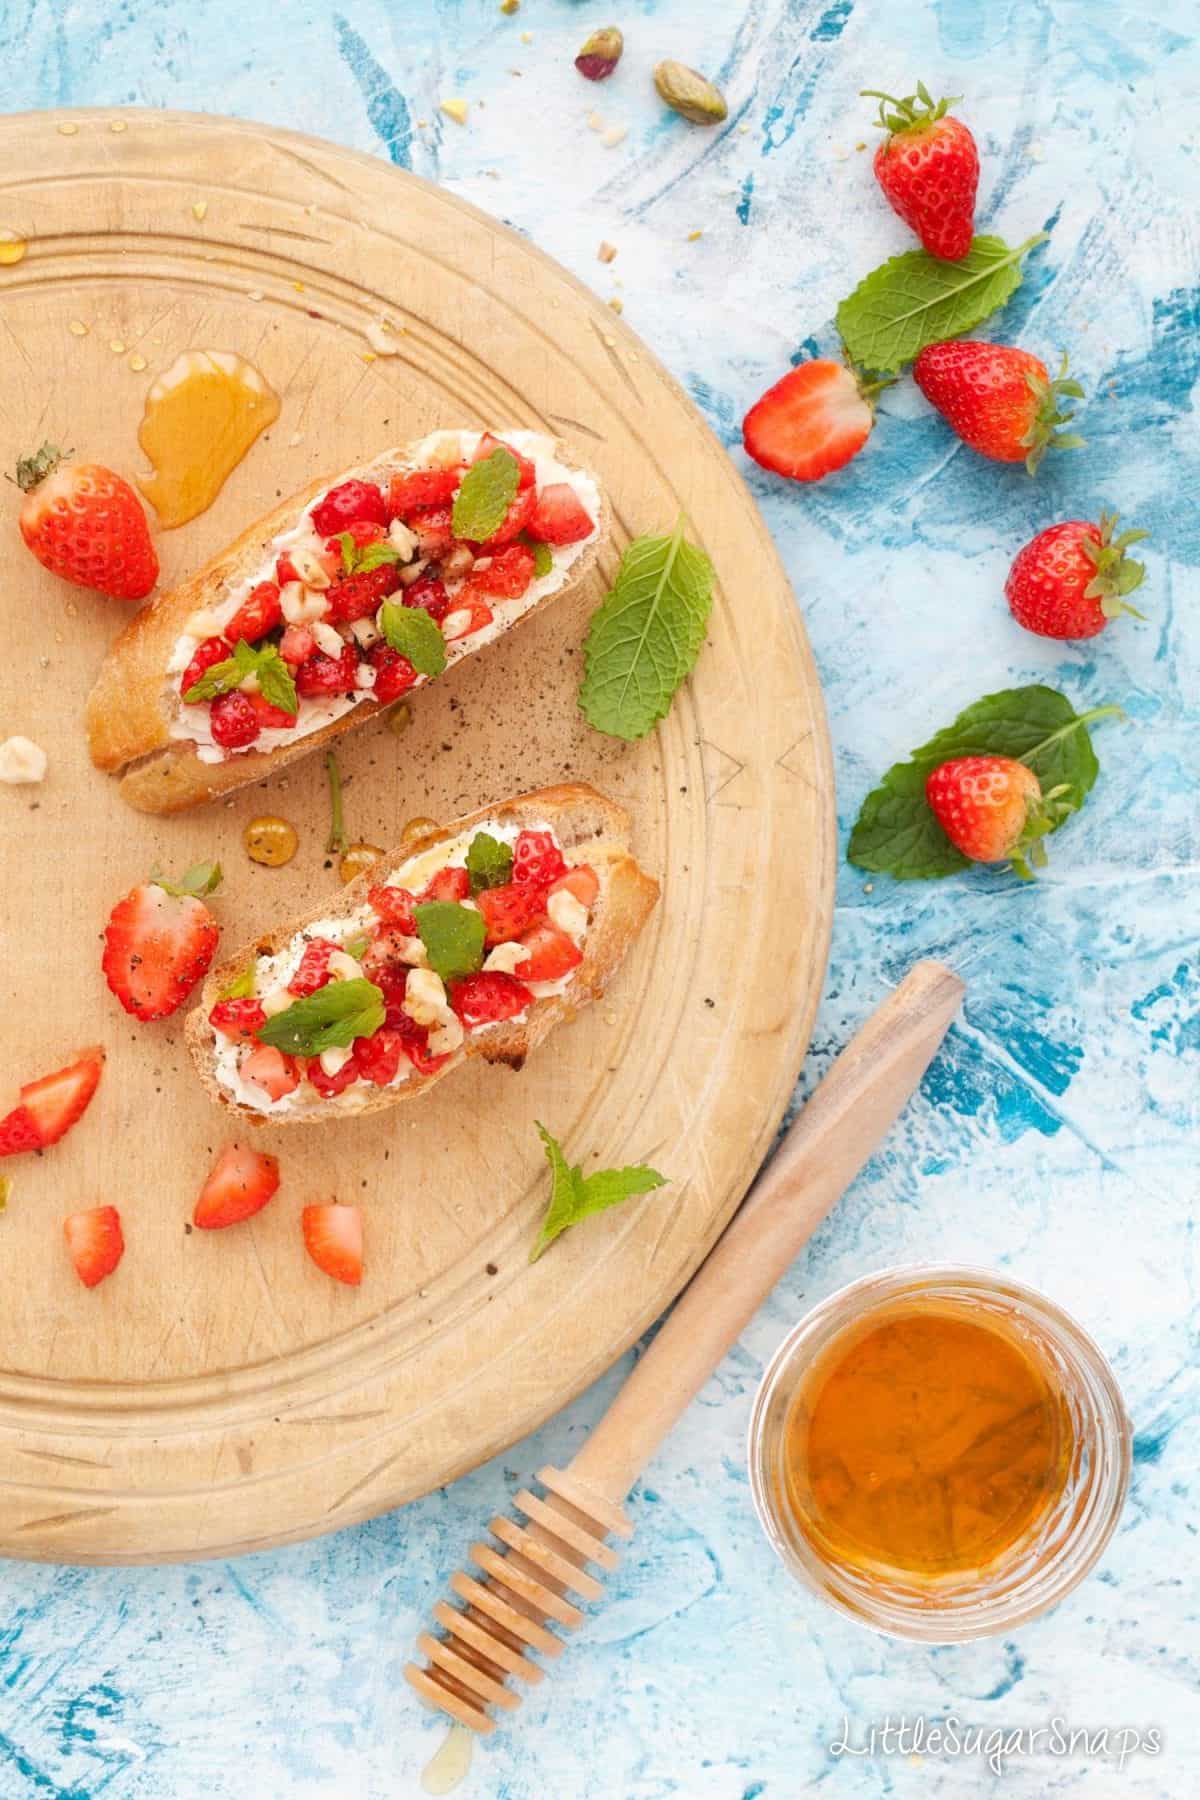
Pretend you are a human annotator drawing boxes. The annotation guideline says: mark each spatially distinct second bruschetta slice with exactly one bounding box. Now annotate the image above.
[87,431,608,813]
[185,783,659,1124]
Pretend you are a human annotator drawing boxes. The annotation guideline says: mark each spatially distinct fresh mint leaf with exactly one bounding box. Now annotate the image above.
[219,963,257,999]
[379,601,447,678]
[848,686,1121,880]
[526,537,553,578]
[530,1123,667,1261]
[465,831,514,893]
[342,932,370,960]
[414,900,486,983]
[253,646,299,716]
[256,977,385,1056]
[579,517,714,741]
[183,639,297,715]
[339,530,401,576]
[837,233,1047,375]
[452,447,519,542]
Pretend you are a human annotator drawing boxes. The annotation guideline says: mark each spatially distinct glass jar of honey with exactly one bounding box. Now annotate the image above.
[748,1266,1130,1641]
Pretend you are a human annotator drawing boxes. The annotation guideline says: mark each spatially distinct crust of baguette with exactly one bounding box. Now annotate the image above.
[185,782,659,1125]
[86,438,610,814]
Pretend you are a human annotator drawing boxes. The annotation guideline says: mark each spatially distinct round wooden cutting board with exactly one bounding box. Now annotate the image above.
[0,110,834,1563]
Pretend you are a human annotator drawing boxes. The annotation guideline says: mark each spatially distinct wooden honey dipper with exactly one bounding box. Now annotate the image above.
[406,959,964,1733]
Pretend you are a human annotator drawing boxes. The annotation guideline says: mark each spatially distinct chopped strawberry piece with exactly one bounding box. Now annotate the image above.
[302,1203,363,1285]
[513,829,567,888]
[310,479,388,539]
[476,880,543,945]
[326,520,386,566]
[407,503,454,558]
[209,689,261,748]
[279,625,317,666]
[306,1053,361,1098]
[103,880,219,1021]
[225,580,282,645]
[549,863,600,909]
[194,1143,281,1230]
[466,543,535,600]
[0,1047,105,1158]
[368,885,418,932]
[239,1043,300,1102]
[327,563,401,623]
[295,645,359,697]
[485,484,537,546]
[354,1026,405,1086]
[450,971,533,1027]
[180,635,232,701]
[472,433,536,489]
[248,691,298,730]
[367,643,418,704]
[288,937,339,997]
[276,546,339,587]
[209,998,267,1040]
[404,573,451,622]
[387,1007,449,1076]
[517,921,583,982]
[388,467,463,515]
[420,866,471,903]
[443,594,495,640]
[526,482,594,545]
[63,1206,124,1288]
[361,936,413,1005]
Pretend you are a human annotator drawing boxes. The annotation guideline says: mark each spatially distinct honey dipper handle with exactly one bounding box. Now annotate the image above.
[568,959,964,1505]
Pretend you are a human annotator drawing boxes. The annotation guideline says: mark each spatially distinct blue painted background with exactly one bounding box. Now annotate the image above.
[2,1,1197,1795]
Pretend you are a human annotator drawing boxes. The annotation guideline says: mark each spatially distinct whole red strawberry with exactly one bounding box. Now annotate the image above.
[103,862,221,1021]
[862,82,979,261]
[1006,514,1148,640]
[913,342,1085,473]
[15,442,158,600]
[925,755,1063,879]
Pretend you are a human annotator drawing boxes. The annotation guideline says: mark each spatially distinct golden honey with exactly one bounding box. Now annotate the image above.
[136,349,280,528]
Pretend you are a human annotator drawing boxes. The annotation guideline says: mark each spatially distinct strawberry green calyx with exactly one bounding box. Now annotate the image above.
[861,81,960,138]
[1008,782,1072,881]
[1082,513,1150,619]
[1021,352,1086,475]
[12,441,72,493]
[151,861,223,899]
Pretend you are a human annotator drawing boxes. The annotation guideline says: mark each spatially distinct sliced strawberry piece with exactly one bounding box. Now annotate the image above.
[388,467,463,515]
[354,1026,405,1086]
[247,692,297,731]
[302,1203,363,1285]
[404,573,451,622]
[327,564,401,624]
[386,1007,449,1076]
[288,937,340,997]
[361,937,413,1004]
[443,594,495,640]
[450,971,533,1028]
[465,543,535,600]
[472,433,536,489]
[310,479,388,539]
[476,880,542,945]
[239,1044,301,1102]
[517,921,583,982]
[513,830,568,889]
[180,635,232,701]
[420,866,471,903]
[63,1205,124,1288]
[325,520,386,567]
[295,645,359,697]
[276,546,339,588]
[743,361,874,482]
[549,863,599,909]
[0,1047,105,1158]
[368,886,418,933]
[306,1053,362,1098]
[225,579,282,645]
[193,1143,280,1230]
[103,876,220,1021]
[408,503,455,558]
[486,484,537,546]
[209,689,261,748]
[526,482,594,545]
[209,998,267,1041]
[279,624,317,666]
[367,643,418,704]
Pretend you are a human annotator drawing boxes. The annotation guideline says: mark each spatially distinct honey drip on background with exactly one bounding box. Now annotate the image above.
[420,1723,474,1794]
[136,349,280,529]
[784,1305,1072,1577]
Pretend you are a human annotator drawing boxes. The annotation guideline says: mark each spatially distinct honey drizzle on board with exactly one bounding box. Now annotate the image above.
[136,349,280,528]
[783,1302,1073,1578]
[420,1722,475,1794]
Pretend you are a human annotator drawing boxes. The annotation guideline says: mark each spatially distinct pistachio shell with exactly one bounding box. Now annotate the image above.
[654,59,728,126]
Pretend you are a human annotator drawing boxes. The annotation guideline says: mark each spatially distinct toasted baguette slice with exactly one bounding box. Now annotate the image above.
[186,783,658,1124]
[87,434,609,814]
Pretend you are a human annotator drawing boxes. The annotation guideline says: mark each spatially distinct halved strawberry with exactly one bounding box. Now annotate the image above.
[180,635,232,701]
[388,467,462,515]
[239,1044,300,1101]
[743,360,876,482]
[476,881,542,945]
[208,998,267,1041]
[549,863,599,909]
[0,1047,105,1158]
[302,1203,363,1285]
[525,483,594,545]
[193,1143,281,1230]
[517,921,583,982]
[224,580,282,646]
[103,866,221,1022]
[420,866,471,903]
[513,830,567,888]
[450,971,533,1027]
[63,1205,124,1288]
[288,937,339,997]
[472,433,536,489]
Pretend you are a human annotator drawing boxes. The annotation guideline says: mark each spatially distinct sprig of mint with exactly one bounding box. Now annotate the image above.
[153,861,222,899]
[452,447,519,542]
[848,686,1122,880]
[219,963,257,999]
[338,531,401,576]
[183,640,298,715]
[379,600,447,678]
[530,1123,666,1261]
[414,900,486,983]
[837,233,1048,375]
[256,977,385,1056]
[465,831,513,893]
[578,516,714,741]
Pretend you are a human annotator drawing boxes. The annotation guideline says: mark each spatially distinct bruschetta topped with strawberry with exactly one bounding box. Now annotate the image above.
[87,432,607,813]
[186,785,658,1124]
